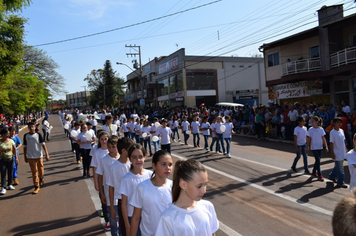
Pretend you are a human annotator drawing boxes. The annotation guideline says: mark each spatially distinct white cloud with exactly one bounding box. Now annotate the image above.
[66,0,134,20]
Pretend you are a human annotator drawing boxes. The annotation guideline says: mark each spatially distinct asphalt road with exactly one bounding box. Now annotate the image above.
[0,115,348,235]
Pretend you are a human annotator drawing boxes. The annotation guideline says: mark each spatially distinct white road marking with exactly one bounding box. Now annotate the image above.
[172,153,333,218]
[219,221,243,236]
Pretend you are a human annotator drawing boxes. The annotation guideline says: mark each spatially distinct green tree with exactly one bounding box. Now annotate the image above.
[0,0,32,113]
[84,60,125,108]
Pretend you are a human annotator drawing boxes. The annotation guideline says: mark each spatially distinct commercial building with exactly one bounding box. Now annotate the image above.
[66,90,91,108]
[123,48,267,108]
[259,5,356,107]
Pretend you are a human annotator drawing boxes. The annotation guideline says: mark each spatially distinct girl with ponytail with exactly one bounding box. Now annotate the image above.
[155,159,219,236]
[130,150,173,236]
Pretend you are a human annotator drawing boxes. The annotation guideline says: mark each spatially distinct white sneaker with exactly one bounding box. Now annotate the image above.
[227,153,231,158]
[8,185,15,190]
[0,188,6,195]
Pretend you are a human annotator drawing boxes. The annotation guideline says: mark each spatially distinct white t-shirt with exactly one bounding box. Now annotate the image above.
[181,121,189,132]
[42,120,49,130]
[151,125,159,139]
[210,123,216,138]
[141,126,152,137]
[77,132,93,149]
[70,128,81,143]
[131,113,139,119]
[130,179,173,236]
[155,200,219,236]
[342,105,351,115]
[90,146,109,168]
[157,127,172,145]
[102,124,118,137]
[191,121,200,134]
[96,154,120,206]
[294,126,307,146]
[107,160,131,201]
[330,129,347,161]
[307,127,326,150]
[215,123,223,134]
[288,110,299,122]
[129,122,136,133]
[135,123,142,135]
[119,169,153,217]
[223,123,234,138]
[201,122,210,136]
[122,123,129,133]
[347,150,356,191]
[173,121,179,128]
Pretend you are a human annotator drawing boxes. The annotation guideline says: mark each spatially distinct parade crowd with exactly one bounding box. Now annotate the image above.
[2,100,356,235]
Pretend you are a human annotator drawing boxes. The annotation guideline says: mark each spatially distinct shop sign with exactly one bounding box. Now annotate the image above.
[169,91,183,99]
[176,97,184,101]
[236,89,259,99]
[268,80,322,99]
[159,57,179,74]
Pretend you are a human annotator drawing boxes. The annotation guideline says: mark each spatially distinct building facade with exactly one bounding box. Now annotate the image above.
[259,5,356,108]
[123,48,267,108]
[66,91,91,108]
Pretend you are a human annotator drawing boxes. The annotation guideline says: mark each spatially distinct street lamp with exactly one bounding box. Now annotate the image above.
[116,62,144,106]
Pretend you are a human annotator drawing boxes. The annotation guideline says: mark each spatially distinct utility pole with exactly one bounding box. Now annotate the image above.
[125,44,143,107]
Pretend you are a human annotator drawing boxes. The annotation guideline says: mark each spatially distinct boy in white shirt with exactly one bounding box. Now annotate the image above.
[96,135,120,231]
[181,116,190,145]
[107,137,134,236]
[201,116,210,150]
[191,115,201,148]
[157,119,173,154]
[329,117,348,188]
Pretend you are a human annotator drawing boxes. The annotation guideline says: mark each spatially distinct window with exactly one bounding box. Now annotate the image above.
[267,52,279,67]
[157,78,169,97]
[310,46,319,58]
[169,73,183,93]
[351,35,356,47]
[186,72,215,90]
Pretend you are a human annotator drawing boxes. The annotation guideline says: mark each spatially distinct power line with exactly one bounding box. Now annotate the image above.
[33,0,222,47]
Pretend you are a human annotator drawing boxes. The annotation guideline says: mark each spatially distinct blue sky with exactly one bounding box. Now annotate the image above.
[21,0,356,100]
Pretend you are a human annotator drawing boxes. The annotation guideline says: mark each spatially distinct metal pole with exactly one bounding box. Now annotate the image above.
[139,46,144,107]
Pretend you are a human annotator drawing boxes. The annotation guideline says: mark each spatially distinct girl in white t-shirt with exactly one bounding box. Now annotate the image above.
[121,118,130,138]
[120,144,153,236]
[181,116,190,145]
[89,130,110,227]
[291,117,309,174]
[150,117,160,153]
[130,150,173,236]
[201,116,210,150]
[307,116,329,181]
[76,123,95,177]
[347,134,356,191]
[155,159,219,236]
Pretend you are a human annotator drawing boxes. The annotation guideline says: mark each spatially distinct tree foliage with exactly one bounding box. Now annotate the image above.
[84,60,126,108]
[0,0,52,115]
[23,46,66,95]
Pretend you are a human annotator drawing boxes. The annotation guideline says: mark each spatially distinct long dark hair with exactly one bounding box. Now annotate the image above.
[128,144,146,170]
[151,150,170,179]
[172,159,206,203]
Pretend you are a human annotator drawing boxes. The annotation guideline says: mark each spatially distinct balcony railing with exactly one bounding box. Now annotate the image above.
[282,58,321,76]
[330,46,356,68]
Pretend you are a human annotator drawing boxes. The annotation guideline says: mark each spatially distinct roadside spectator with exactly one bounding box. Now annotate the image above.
[0,129,17,195]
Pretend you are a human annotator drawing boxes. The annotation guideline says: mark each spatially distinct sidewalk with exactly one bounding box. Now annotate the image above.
[0,115,107,236]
